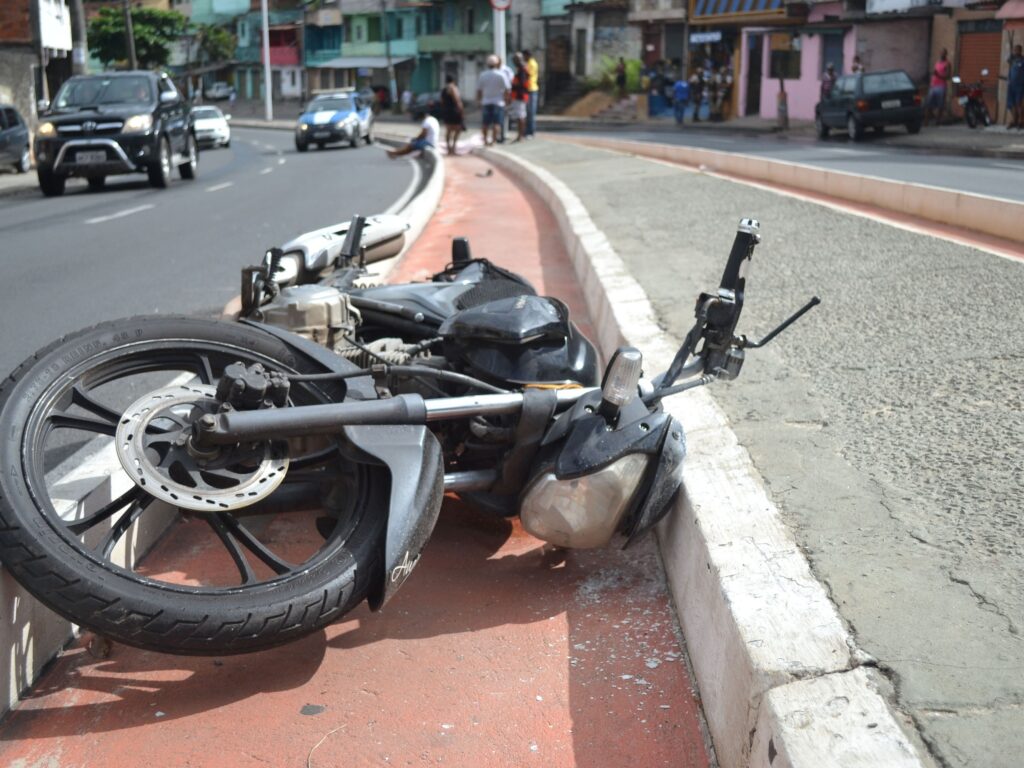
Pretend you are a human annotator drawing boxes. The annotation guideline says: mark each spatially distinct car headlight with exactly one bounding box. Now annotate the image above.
[122,114,153,134]
[520,453,650,548]
[299,123,309,132]
[37,122,55,137]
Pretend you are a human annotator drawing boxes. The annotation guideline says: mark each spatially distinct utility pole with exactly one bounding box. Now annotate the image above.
[381,0,397,109]
[492,4,506,65]
[261,0,273,120]
[122,0,137,70]
[69,0,87,75]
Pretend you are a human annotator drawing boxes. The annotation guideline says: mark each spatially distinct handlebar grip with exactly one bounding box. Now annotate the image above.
[719,218,760,294]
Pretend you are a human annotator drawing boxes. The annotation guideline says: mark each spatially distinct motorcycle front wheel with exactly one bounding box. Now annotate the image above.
[0,316,387,655]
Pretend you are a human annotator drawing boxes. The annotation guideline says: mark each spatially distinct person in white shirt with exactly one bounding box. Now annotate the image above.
[476,54,508,146]
[387,109,440,158]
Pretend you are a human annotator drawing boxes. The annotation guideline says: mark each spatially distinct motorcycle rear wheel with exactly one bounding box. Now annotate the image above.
[0,316,386,655]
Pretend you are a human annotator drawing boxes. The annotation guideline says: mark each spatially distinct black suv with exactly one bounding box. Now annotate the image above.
[0,104,31,173]
[34,71,197,196]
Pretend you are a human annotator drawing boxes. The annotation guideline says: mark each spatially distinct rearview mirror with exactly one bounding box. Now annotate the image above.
[159,91,180,104]
[36,99,49,113]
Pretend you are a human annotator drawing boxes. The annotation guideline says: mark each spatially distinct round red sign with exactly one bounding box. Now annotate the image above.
[489,0,511,10]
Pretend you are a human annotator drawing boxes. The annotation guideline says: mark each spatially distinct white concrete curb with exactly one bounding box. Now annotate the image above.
[485,146,932,768]
[547,134,1023,246]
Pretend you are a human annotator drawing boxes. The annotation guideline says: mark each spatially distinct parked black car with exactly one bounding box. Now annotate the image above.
[815,69,923,141]
[0,104,31,174]
[34,70,197,196]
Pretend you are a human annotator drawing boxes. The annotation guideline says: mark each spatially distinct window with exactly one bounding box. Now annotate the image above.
[837,76,856,97]
[768,33,800,80]
[3,108,20,127]
[356,23,365,42]
[465,7,475,33]
[367,16,381,42]
[863,71,915,94]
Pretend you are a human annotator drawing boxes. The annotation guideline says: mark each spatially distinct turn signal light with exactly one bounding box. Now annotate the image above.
[855,100,869,112]
[913,94,922,105]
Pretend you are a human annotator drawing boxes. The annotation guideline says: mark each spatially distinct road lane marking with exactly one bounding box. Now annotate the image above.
[85,204,154,225]
[260,167,273,175]
[206,182,234,192]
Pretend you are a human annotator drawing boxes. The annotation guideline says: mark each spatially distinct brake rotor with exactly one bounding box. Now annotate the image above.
[115,384,289,512]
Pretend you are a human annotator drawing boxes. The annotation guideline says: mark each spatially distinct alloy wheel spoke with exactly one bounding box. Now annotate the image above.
[218,513,294,576]
[70,384,122,426]
[206,514,258,584]
[68,485,145,536]
[98,496,154,559]
[48,412,118,436]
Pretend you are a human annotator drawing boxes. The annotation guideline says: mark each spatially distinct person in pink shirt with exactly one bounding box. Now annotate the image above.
[926,49,952,125]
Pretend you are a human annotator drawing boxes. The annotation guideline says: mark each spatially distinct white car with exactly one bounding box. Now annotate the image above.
[193,106,231,148]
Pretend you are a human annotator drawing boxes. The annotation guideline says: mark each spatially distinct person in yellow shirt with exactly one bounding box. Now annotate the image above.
[524,50,540,138]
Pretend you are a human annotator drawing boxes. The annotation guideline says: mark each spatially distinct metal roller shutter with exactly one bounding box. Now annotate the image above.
[957,29,1002,119]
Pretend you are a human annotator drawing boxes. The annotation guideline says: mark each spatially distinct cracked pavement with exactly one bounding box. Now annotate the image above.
[504,139,1024,768]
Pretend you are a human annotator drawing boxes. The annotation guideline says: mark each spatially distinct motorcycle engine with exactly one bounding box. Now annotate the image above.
[258,284,432,367]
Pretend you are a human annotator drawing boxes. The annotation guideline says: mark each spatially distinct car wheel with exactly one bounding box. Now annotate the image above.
[906,121,922,135]
[15,146,31,173]
[295,137,308,152]
[365,124,374,145]
[148,136,172,188]
[224,138,231,148]
[350,130,360,148]
[87,176,106,192]
[815,114,829,139]
[178,134,198,180]
[847,114,864,141]
[37,168,65,197]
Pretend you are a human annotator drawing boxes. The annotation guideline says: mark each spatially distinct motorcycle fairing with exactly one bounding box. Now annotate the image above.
[239,320,445,609]
[622,417,685,546]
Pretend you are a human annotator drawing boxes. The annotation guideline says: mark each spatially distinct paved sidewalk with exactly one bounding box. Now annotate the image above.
[0,153,711,767]
[496,138,1023,768]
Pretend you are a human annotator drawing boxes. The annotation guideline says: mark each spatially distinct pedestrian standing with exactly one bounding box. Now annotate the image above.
[672,75,690,125]
[439,75,465,155]
[1005,44,1024,129]
[821,62,837,100]
[925,49,952,126]
[508,53,529,142]
[524,49,540,138]
[689,67,703,122]
[615,57,627,98]
[850,55,864,74]
[477,55,508,147]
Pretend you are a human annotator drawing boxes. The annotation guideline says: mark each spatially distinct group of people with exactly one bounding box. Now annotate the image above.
[668,64,734,125]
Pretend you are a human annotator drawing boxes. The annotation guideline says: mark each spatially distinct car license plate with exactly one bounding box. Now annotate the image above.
[313,131,329,138]
[881,99,901,109]
[958,96,969,106]
[76,150,106,164]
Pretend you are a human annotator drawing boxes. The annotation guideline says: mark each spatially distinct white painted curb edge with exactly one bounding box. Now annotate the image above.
[486,146,933,768]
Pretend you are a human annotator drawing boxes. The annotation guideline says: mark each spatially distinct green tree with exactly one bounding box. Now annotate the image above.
[88,7,188,69]
[195,24,236,66]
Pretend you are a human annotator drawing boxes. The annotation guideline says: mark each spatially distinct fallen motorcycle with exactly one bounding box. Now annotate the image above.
[0,215,817,655]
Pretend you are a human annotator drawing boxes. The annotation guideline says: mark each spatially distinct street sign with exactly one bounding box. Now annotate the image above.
[489,0,511,11]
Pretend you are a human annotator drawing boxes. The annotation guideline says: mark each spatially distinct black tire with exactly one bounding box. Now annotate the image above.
[224,138,231,148]
[965,104,979,129]
[37,168,65,197]
[0,316,388,655]
[87,176,106,192]
[906,121,922,135]
[179,133,198,180]
[847,114,864,141]
[350,132,360,149]
[295,138,308,152]
[815,114,829,139]
[15,146,30,173]
[365,124,374,145]
[148,136,172,188]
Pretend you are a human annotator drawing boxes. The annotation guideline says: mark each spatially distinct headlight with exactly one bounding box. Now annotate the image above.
[299,123,309,132]
[262,250,302,285]
[122,114,153,134]
[37,122,55,137]
[520,453,650,548]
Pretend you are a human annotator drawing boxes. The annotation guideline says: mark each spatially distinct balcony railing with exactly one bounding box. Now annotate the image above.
[417,32,490,54]
[236,45,300,66]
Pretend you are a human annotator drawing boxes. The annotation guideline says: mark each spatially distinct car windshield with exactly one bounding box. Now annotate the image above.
[307,97,353,113]
[863,72,915,95]
[53,76,154,109]
[194,107,223,119]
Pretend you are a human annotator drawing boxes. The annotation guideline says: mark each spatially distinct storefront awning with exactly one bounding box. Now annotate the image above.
[311,56,414,69]
[692,0,783,21]
[997,0,1024,18]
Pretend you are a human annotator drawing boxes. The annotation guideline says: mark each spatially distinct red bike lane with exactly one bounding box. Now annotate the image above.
[0,153,711,768]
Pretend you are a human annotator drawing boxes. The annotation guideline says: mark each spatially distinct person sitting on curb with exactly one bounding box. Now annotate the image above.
[387,108,439,159]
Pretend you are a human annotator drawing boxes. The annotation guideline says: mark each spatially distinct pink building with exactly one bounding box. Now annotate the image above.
[737,2,930,121]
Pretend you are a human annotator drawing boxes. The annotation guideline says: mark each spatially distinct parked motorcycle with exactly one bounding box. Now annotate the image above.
[0,215,818,655]
[953,70,992,129]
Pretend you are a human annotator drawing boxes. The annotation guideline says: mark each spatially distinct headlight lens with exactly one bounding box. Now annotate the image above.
[274,253,302,284]
[520,453,650,548]
[299,123,309,131]
[122,114,153,134]
[37,122,55,137]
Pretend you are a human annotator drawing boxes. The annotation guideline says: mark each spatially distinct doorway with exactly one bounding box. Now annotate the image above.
[745,34,763,116]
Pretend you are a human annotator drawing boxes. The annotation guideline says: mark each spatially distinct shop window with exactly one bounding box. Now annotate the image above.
[367,16,381,42]
[769,33,800,80]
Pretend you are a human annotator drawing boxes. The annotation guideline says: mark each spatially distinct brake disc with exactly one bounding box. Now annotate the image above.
[115,384,289,512]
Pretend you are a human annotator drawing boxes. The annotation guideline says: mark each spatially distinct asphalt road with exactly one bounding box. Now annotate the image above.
[584,128,1024,203]
[0,127,413,378]
[509,139,1024,768]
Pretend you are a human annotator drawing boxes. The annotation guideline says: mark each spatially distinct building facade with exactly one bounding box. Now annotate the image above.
[1,0,73,124]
